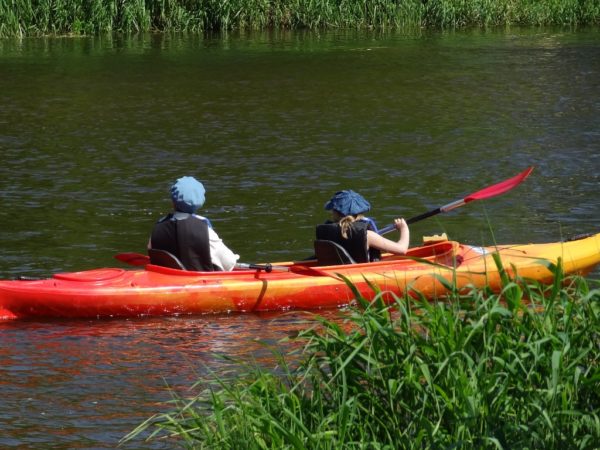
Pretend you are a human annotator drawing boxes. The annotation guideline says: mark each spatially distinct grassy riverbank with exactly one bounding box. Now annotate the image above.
[1,0,599,37]
[124,262,600,449]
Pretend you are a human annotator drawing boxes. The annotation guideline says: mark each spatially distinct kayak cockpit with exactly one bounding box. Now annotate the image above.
[143,240,461,276]
[53,268,127,282]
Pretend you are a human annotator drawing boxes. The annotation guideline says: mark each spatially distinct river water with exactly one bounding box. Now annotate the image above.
[0,27,599,447]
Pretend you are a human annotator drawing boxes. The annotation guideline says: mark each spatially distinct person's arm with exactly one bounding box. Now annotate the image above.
[367,218,409,255]
[207,228,240,271]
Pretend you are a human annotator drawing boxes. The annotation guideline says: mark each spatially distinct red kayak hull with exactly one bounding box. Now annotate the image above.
[1,234,599,320]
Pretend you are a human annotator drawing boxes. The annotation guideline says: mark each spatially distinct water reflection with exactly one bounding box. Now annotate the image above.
[0,309,347,448]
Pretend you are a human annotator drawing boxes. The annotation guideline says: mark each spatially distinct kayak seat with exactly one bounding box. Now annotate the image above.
[148,249,187,270]
[314,240,357,266]
[315,223,370,263]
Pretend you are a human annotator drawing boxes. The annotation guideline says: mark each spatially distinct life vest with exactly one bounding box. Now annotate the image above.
[150,214,218,271]
[316,220,381,263]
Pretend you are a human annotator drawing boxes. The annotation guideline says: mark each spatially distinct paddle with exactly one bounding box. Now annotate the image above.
[115,252,151,266]
[377,166,534,235]
[113,253,287,272]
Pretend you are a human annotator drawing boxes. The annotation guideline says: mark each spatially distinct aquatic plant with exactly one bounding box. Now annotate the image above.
[1,0,599,37]
[123,262,600,449]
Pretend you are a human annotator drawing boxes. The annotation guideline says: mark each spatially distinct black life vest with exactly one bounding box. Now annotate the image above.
[316,221,381,263]
[150,214,218,271]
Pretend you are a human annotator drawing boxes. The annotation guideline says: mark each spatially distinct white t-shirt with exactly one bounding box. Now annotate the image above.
[202,218,239,271]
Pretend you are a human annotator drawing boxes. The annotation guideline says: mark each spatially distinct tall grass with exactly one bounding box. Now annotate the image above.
[1,0,599,37]
[123,262,600,449]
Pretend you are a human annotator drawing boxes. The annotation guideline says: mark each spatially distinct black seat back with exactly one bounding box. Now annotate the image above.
[314,240,357,266]
[148,248,187,270]
[316,223,369,263]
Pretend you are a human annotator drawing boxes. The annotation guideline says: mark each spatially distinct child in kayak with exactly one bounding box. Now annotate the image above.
[149,176,239,271]
[317,190,409,262]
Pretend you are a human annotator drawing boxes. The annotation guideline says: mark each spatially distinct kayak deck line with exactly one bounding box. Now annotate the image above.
[1,233,599,320]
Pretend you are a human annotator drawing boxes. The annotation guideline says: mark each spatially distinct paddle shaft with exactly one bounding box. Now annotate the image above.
[378,199,465,235]
[235,262,290,272]
[114,253,287,272]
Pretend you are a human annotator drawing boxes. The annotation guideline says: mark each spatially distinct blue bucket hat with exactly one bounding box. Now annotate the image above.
[170,176,206,213]
[324,190,371,216]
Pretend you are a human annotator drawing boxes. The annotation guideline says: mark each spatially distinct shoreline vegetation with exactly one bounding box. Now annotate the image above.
[123,263,600,449]
[1,0,599,37]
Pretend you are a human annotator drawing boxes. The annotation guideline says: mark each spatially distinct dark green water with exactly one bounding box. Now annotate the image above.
[0,28,599,447]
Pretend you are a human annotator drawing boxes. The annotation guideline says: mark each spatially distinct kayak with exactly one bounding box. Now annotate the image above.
[1,232,599,320]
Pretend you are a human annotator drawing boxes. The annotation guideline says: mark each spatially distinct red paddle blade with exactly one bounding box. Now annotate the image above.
[465,166,534,203]
[114,252,150,266]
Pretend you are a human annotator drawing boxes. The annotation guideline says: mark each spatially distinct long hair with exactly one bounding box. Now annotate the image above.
[333,211,365,239]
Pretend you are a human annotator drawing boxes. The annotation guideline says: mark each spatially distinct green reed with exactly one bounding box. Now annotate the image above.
[123,261,600,449]
[1,0,599,37]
